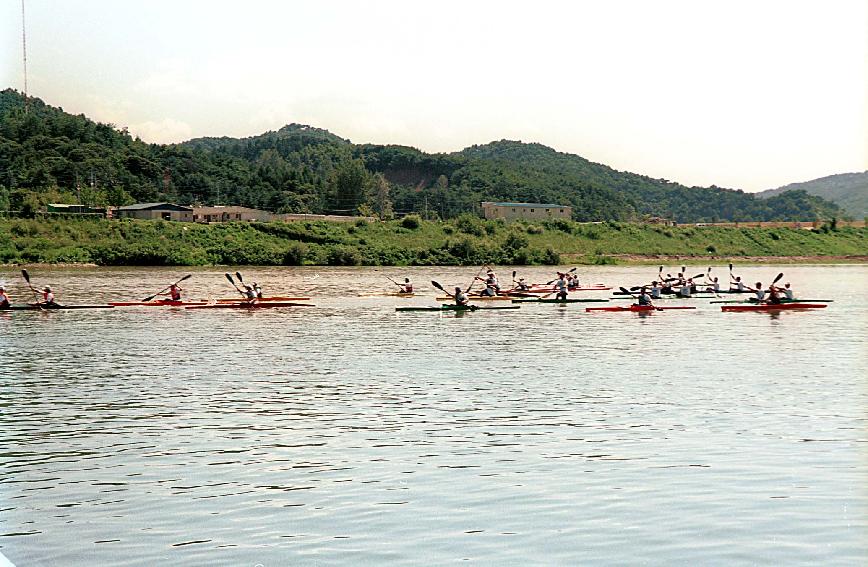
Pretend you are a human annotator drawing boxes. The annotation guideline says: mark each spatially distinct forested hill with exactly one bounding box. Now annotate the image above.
[0,88,843,222]
[757,172,868,219]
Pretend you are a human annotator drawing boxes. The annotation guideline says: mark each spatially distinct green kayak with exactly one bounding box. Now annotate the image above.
[396,304,520,312]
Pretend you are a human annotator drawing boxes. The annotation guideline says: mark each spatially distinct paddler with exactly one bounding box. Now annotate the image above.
[398,278,413,294]
[766,283,783,304]
[705,277,721,293]
[453,286,469,306]
[0,286,9,309]
[515,278,530,291]
[781,282,794,300]
[242,285,257,300]
[29,285,59,308]
[636,286,653,307]
[554,272,568,300]
[750,282,765,302]
[252,282,263,298]
[649,281,662,299]
[731,276,747,292]
[166,283,183,301]
[677,278,692,298]
[482,270,500,292]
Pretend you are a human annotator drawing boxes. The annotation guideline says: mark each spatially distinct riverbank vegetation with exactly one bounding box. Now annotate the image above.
[2,217,864,267]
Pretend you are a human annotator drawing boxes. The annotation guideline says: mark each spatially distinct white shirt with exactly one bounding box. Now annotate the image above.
[754,290,765,301]
[783,288,794,300]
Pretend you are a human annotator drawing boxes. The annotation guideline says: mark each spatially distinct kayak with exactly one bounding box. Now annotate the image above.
[184,302,315,310]
[518,285,612,293]
[710,298,833,305]
[511,298,610,303]
[721,303,828,312]
[213,296,310,302]
[585,305,697,313]
[435,295,514,301]
[5,304,115,311]
[396,304,520,312]
[109,300,207,307]
[611,294,717,300]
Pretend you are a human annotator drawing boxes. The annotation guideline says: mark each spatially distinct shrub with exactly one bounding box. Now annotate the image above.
[283,243,308,265]
[454,213,485,237]
[526,224,544,235]
[706,245,717,253]
[326,246,362,266]
[504,232,529,250]
[401,215,421,230]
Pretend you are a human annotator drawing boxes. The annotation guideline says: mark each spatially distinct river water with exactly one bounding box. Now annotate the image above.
[1,264,866,566]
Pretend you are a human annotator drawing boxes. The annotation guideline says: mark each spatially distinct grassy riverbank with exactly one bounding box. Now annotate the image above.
[2,216,865,267]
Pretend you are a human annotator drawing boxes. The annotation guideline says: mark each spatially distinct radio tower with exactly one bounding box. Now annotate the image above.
[21,0,29,113]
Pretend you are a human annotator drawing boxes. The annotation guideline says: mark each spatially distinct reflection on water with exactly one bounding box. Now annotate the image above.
[1,265,866,565]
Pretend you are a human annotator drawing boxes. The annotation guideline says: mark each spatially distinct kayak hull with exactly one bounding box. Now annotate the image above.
[512,298,610,303]
[586,305,697,312]
[721,303,828,312]
[6,304,115,311]
[435,295,514,301]
[110,300,206,307]
[184,302,315,310]
[396,304,520,312]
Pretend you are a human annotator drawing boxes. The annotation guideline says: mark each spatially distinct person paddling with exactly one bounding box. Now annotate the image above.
[252,282,264,298]
[242,285,257,300]
[397,278,413,294]
[0,286,9,309]
[448,286,469,306]
[164,283,183,301]
[731,276,747,292]
[515,277,530,291]
[781,282,794,300]
[30,285,59,308]
[705,277,721,293]
[749,281,765,302]
[475,270,500,294]
[649,281,662,299]
[766,283,783,304]
[636,286,653,307]
[677,278,693,298]
[554,272,568,300]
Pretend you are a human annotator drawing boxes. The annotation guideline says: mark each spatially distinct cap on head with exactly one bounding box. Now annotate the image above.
[404,278,410,283]
[454,286,461,292]
[44,286,51,291]
[785,282,791,287]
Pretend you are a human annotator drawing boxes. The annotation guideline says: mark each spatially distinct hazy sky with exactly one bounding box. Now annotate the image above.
[2,0,866,191]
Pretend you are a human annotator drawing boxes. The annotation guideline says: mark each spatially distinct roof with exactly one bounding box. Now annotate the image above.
[118,202,193,212]
[484,202,570,208]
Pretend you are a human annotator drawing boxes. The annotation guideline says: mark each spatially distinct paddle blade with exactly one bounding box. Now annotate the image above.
[431,280,446,292]
[21,269,30,284]
[225,273,235,285]
[235,271,243,283]
[773,272,784,284]
[179,274,192,282]
[729,263,733,272]
[141,294,158,302]
[619,286,633,295]
[692,273,705,279]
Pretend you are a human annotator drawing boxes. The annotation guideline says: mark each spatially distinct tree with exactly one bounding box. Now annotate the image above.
[332,158,368,215]
[367,172,393,219]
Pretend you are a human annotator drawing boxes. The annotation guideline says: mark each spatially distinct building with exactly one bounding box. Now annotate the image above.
[192,206,274,223]
[46,203,108,217]
[115,203,194,221]
[481,201,572,221]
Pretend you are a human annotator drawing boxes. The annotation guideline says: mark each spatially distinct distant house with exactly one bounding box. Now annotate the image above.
[481,201,572,221]
[115,203,194,222]
[192,206,274,223]
[46,203,108,217]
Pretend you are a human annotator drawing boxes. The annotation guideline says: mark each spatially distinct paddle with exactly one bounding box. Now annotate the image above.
[21,268,44,307]
[466,265,488,294]
[545,267,576,285]
[142,274,192,302]
[729,263,735,281]
[225,272,246,297]
[386,276,403,288]
[235,271,244,285]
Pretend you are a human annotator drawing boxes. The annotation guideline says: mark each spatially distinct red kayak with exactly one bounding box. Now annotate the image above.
[585,305,696,313]
[184,301,314,310]
[721,303,827,312]
[109,300,206,307]
[508,285,612,294]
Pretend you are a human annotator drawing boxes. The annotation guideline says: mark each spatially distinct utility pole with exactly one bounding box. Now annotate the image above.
[21,0,28,113]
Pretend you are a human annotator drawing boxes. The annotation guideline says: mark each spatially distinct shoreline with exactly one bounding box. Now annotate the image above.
[4,255,866,269]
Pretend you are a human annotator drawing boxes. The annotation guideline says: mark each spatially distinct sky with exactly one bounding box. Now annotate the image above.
[1,0,866,191]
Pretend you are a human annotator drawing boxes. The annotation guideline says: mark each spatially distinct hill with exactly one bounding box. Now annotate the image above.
[0,88,844,222]
[758,172,868,219]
